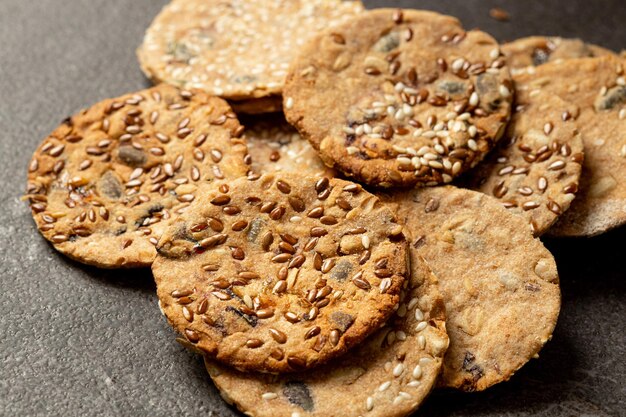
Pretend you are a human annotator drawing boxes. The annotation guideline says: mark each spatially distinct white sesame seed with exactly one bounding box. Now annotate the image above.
[499,85,511,98]
[600,86,608,96]
[429,160,444,169]
[489,48,500,60]
[412,365,423,379]
[362,235,370,249]
[412,128,424,137]
[366,397,374,411]
[290,216,302,223]
[407,380,421,387]
[396,330,407,341]
[415,308,424,321]
[423,131,436,138]
[469,92,479,107]
[393,363,405,377]
[619,108,626,120]
[343,126,356,134]
[393,145,407,153]
[394,82,406,92]
[262,392,278,400]
[417,335,426,349]
[355,125,364,136]
[379,381,391,392]
[292,413,301,417]
[468,125,477,137]
[618,77,626,86]
[452,58,464,71]
[347,146,359,155]
[620,145,626,157]
[387,331,396,345]
[415,321,427,332]
[407,297,418,310]
[397,156,412,166]
[243,294,253,309]
[468,139,478,151]
[417,146,430,156]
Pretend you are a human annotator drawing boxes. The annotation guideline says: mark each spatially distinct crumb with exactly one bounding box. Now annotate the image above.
[489,7,510,22]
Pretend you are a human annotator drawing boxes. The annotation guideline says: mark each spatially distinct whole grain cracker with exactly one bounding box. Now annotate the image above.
[25,85,249,268]
[152,173,408,373]
[284,9,513,188]
[515,56,626,236]
[502,36,614,74]
[462,90,584,235]
[387,186,560,391]
[205,255,447,417]
[138,0,364,106]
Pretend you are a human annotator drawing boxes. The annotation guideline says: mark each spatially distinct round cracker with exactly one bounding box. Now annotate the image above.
[25,85,249,268]
[502,36,614,73]
[152,173,408,373]
[245,115,336,178]
[205,255,447,417]
[138,0,364,102]
[387,186,560,391]
[515,56,626,236]
[462,90,584,235]
[284,9,513,188]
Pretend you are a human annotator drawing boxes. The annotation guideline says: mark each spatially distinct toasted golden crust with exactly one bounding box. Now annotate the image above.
[153,173,408,373]
[515,56,626,236]
[25,85,249,268]
[462,90,584,235]
[284,9,512,188]
[138,0,364,101]
[503,36,614,72]
[205,256,447,417]
[386,186,560,391]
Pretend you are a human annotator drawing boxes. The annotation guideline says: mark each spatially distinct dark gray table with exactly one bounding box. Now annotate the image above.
[1,1,624,416]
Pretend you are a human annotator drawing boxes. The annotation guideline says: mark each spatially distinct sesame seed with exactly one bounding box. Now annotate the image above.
[379,381,391,392]
[415,321,427,332]
[366,397,374,411]
[412,365,423,379]
[393,363,405,377]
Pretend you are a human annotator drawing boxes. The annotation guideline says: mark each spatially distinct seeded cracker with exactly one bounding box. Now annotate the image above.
[137,0,364,111]
[245,115,337,178]
[205,256,447,417]
[25,85,249,268]
[152,173,408,373]
[387,186,560,391]
[462,90,584,236]
[502,36,614,74]
[283,9,513,188]
[515,56,626,236]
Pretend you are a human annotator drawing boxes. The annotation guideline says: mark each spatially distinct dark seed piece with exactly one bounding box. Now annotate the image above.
[282,381,314,412]
[331,312,354,333]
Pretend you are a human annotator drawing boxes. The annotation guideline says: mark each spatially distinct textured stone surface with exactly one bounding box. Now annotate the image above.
[0,0,624,416]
